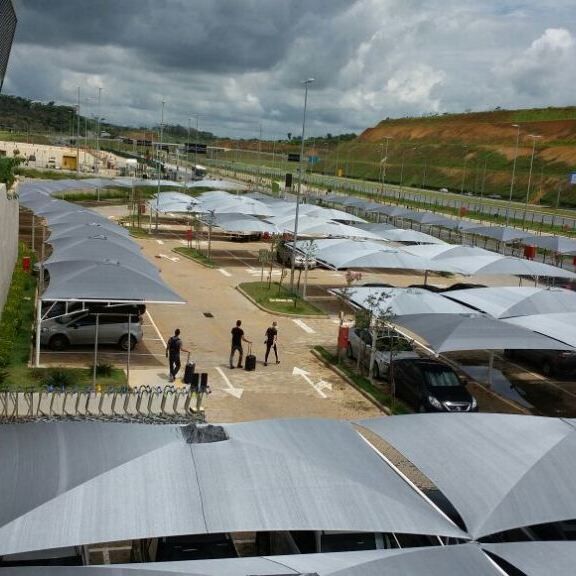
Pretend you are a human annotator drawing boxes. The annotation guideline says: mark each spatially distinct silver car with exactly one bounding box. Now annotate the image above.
[346,326,419,379]
[40,312,143,351]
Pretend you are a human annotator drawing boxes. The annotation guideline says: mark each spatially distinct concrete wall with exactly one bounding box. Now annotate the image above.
[0,181,19,316]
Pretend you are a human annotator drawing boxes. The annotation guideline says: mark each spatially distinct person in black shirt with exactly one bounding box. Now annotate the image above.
[264,321,279,366]
[230,320,251,369]
[166,328,189,382]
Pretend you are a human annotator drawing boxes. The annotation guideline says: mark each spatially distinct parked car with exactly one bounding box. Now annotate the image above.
[391,358,478,412]
[40,312,143,351]
[41,301,146,320]
[504,349,576,378]
[276,241,317,269]
[346,326,419,379]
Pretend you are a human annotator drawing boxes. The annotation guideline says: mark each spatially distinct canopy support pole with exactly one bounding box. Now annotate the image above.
[126,313,131,387]
[487,351,494,388]
[92,314,100,388]
[34,298,42,367]
[424,269,429,286]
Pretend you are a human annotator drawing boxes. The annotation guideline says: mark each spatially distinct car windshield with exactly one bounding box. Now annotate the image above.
[423,366,461,387]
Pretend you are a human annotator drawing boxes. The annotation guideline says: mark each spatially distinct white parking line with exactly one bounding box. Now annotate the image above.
[292,319,316,334]
[146,310,166,347]
[156,239,164,245]
[219,268,232,277]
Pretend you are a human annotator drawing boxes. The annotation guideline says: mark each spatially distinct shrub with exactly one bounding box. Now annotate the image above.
[89,362,114,377]
[41,368,77,389]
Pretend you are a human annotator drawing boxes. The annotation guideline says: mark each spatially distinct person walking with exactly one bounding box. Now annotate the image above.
[166,328,188,382]
[230,320,251,369]
[264,321,280,366]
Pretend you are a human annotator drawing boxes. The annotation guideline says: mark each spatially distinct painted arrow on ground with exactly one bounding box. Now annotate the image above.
[158,253,180,263]
[292,367,331,398]
[215,367,244,399]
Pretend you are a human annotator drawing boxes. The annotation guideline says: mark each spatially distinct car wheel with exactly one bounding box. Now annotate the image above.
[49,335,69,351]
[542,362,553,377]
[346,343,354,359]
[119,334,137,351]
[418,403,427,413]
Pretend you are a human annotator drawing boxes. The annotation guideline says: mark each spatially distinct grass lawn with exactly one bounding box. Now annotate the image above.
[2,364,127,392]
[314,346,411,415]
[0,246,128,392]
[174,246,215,268]
[240,281,325,316]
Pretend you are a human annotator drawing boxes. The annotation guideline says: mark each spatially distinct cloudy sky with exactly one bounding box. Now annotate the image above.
[5,0,576,138]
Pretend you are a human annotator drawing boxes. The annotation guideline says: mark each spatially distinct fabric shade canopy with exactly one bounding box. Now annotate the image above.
[46,234,143,254]
[268,215,381,239]
[204,213,280,234]
[404,244,576,279]
[198,195,275,217]
[0,419,464,557]
[47,222,131,239]
[364,205,413,218]
[443,287,576,318]
[523,235,576,254]
[299,205,367,223]
[41,260,184,303]
[359,414,576,539]
[43,211,112,226]
[392,313,572,352]
[338,287,477,317]
[5,543,576,575]
[150,191,199,214]
[402,211,453,226]
[504,312,576,348]
[466,225,534,243]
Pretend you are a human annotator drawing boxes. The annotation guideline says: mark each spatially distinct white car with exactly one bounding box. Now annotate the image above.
[346,326,420,379]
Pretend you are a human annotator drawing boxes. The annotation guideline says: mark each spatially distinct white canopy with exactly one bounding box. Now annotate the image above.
[443,287,576,318]
[268,215,382,239]
[360,414,576,539]
[337,287,477,317]
[505,313,576,348]
[392,313,572,353]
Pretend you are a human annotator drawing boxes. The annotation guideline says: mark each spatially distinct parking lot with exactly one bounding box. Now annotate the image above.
[31,201,576,421]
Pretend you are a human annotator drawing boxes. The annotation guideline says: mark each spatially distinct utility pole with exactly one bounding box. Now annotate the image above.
[76,86,81,175]
[155,100,165,230]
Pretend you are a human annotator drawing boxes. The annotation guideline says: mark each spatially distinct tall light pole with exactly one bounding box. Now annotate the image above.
[290,78,314,293]
[187,117,191,174]
[379,136,392,200]
[398,146,415,201]
[505,124,521,226]
[460,146,469,195]
[155,99,165,230]
[96,87,102,174]
[76,86,81,175]
[522,134,541,229]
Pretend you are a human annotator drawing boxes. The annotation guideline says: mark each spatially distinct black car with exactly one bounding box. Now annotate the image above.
[504,349,576,378]
[391,358,478,412]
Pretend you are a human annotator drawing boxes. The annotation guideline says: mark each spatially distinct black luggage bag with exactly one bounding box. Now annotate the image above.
[183,354,196,384]
[244,344,256,372]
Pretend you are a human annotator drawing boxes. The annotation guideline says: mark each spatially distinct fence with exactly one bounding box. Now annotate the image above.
[0,386,207,423]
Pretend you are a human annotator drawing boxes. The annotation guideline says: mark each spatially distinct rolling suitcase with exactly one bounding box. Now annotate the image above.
[183,353,196,384]
[244,344,256,372]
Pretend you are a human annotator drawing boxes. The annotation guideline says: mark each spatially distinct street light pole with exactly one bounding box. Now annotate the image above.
[76,86,81,175]
[522,134,541,229]
[96,87,102,174]
[187,117,191,174]
[155,99,165,231]
[460,146,469,195]
[379,136,392,200]
[290,78,314,293]
[505,124,521,226]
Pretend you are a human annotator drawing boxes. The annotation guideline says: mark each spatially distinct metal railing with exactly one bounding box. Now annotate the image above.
[0,386,207,423]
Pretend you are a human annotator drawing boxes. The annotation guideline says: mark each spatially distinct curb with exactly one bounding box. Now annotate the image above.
[235,285,329,319]
[310,349,390,415]
[172,248,215,269]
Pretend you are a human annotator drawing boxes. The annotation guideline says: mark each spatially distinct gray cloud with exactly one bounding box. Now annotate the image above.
[4,0,576,138]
